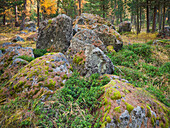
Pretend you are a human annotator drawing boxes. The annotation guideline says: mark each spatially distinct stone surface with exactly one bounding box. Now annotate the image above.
[0,53,72,101]
[99,78,169,128]
[66,33,114,77]
[93,24,123,51]
[26,33,38,41]
[37,14,73,52]
[11,36,25,42]
[0,43,34,84]
[73,13,123,51]
[118,21,132,33]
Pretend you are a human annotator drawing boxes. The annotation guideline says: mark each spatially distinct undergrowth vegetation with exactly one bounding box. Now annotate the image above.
[107,41,170,106]
[0,72,110,127]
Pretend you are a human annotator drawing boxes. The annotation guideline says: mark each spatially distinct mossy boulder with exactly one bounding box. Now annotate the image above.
[118,21,132,33]
[66,36,114,77]
[100,76,170,128]
[0,52,72,102]
[0,43,34,84]
[73,13,123,52]
[36,14,73,52]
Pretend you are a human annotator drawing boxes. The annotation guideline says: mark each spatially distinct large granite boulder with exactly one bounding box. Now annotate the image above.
[73,13,123,51]
[66,32,114,77]
[0,53,72,101]
[118,21,132,33]
[36,14,73,52]
[100,76,170,128]
[93,24,123,52]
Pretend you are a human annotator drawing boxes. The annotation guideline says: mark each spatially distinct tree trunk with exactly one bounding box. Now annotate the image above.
[78,0,81,16]
[15,6,19,27]
[37,0,40,27]
[20,0,27,30]
[3,13,6,25]
[162,0,165,32]
[140,6,142,31]
[158,4,162,32]
[102,3,105,18]
[131,13,133,23]
[146,0,150,33]
[57,0,60,13]
[152,3,157,33]
[111,0,116,24]
[136,0,140,34]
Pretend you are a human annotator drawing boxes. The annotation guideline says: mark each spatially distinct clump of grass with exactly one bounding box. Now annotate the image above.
[17,55,34,62]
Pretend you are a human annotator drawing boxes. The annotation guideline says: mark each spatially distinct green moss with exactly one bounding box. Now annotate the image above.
[14,81,26,90]
[51,63,56,68]
[103,110,109,122]
[69,66,73,71]
[114,106,121,113]
[106,116,111,123]
[101,121,107,128]
[146,105,151,117]
[160,122,164,128]
[141,106,144,110]
[73,55,83,64]
[38,76,45,82]
[45,71,49,75]
[62,74,68,79]
[123,89,130,94]
[49,69,53,72]
[151,115,156,126]
[125,102,134,114]
[110,89,121,100]
[48,19,52,24]
[165,116,169,128]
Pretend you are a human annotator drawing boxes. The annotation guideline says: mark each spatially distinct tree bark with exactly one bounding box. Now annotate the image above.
[146,0,150,33]
[78,0,81,16]
[20,0,27,30]
[158,3,162,32]
[37,0,40,27]
[139,6,142,31]
[152,2,157,33]
[15,6,19,27]
[3,13,6,25]
[57,0,60,13]
[136,0,140,34]
[162,0,165,32]
[102,2,105,18]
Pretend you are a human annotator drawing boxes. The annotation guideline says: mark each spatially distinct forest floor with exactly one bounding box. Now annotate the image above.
[0,25,169,127]
[0,26,169,107]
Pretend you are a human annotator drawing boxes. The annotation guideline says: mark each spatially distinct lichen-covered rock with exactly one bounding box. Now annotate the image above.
[118,21,132,33]
[72,29,106,51]
[0,53,72,101]
[100,77,170,128]
[73,13,112,26]
[26,33,38,41]
[93,24,123,51]
[66,35,114,77]
[36,14,73,52]
[0,43,34,84]
[11,36,25,42]
[73,13,123,51]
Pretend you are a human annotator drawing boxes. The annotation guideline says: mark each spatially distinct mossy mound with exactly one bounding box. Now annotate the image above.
[0,52,72,102]
[0,43,34,84]
[100,76,170,128]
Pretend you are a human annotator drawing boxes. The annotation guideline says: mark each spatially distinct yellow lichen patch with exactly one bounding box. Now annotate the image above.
[107,45,116,53]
